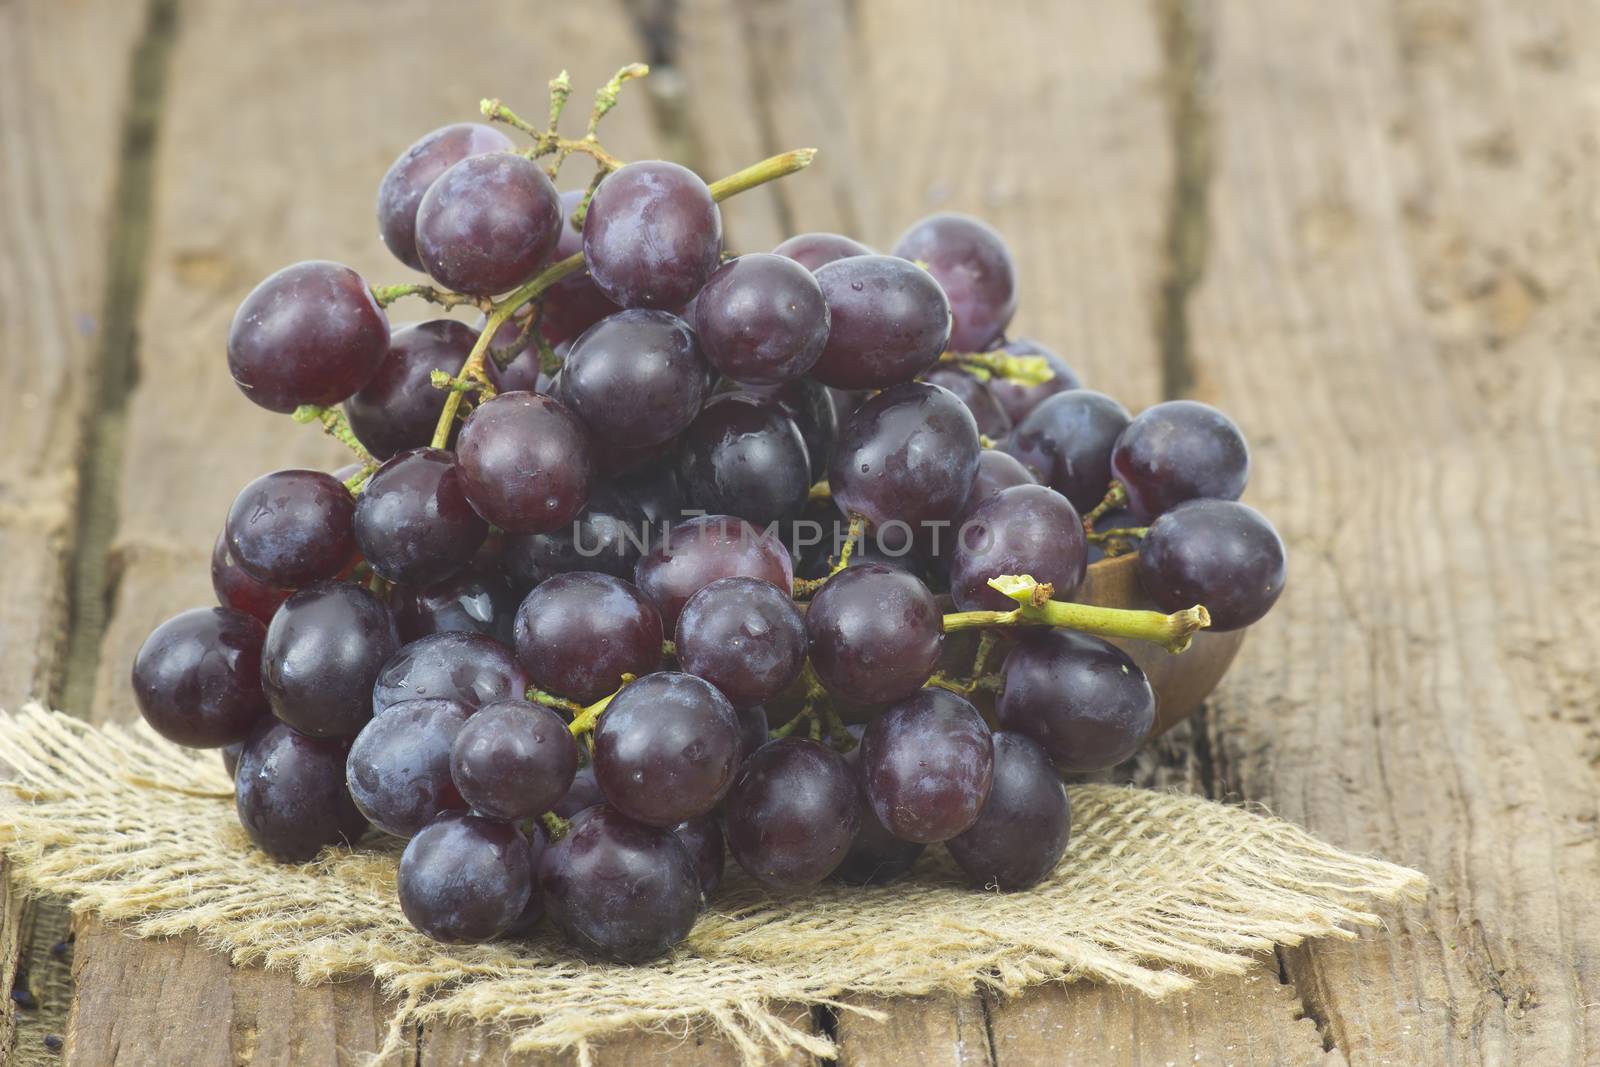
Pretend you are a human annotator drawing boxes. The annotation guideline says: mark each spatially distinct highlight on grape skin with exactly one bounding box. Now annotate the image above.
[132,63,1288,963]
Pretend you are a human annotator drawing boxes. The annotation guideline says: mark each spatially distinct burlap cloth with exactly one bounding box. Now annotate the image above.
[0,704,1425,1063]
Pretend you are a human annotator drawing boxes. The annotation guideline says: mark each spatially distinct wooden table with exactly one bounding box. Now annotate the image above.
[3,0,1595,1063]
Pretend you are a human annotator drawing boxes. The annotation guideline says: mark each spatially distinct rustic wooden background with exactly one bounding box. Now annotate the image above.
[2,0,1596,1063]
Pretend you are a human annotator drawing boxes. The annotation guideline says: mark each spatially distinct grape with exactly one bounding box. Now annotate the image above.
[892,213,1018,353]
[540,190,622,344]
[221,742,243,780]
[210,530,290,624]
[922,366,1012,439]
[262,581,398,738]
[414,152,563,296]
[371,631,528,716]
[958,449,1037,520]
[504,822,550,934]
[561,309,709,448]
[398,812,532,943]
[805,563,943,704]
[500,482,648,590]
[791,498,928,583]
[988,339,1083,425]
[376,123,515,272]
[449,699,578,821]
[676,577,806,709]
[227,261,390,413]
[730,376,838,481]
[693,253,830,384]
[343,321,474,458]
[354,449,487,587]
[828,386,868,424]
[513,572,662,704]
[950,484,1087,611]
[860,688,993,843]
[723,737,860,889]
[614,462,685,535]
[455,391,593,533]
[634,515,794,631]
[1003,390,1131,513]
[677,394,811,527]
[582,160,723,309]
[591,672,742,825]
[552,764,606,819]
[1109,400,1250,521]
[345,698,469,837]
[234,720,367,862]
[732,704,770,763]
[996,629,1155,771]
[772,231,872,272]
[225,469,357,588]
[828,382,981,534]
[833,726,925,886]
[131,607,268,747]
[1137,499,1286,631]
[539,804,701,962]
[391,562,519,645]
[483,340,550,395]
[809,255,952,389]
[672,816,726,899]
[945,732,1070,889]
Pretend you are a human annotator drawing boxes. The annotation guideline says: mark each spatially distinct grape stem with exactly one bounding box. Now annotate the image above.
[789,513,866,598]
[539,811,570,841]
[807,480,831,501]
[292,405,377,468]
[1086,525,1148,545]
[1081,481,1129,531]
[939,349,1055,386]
[565,673,636,736]
[370,283,485,311]
[425,146,819,449]
[943,574,1211,654]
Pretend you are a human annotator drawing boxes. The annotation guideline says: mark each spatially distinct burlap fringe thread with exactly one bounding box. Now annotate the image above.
[0,705,1425,1064]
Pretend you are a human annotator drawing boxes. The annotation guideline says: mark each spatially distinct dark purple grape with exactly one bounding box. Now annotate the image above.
[343,321,475,458]
[959,449,1038,520]
[724,737,860,889]
[398,812,532,943]
[1137,499,1286,631]
[513,572,662,704]
[951,484,1086,612]
[482,338,549,395]
[945,732,1070,889]
[221,742,243,779]
[829,382,981,534]
[540,804,701,961]
[449,699,578,821]
[773,231,873,271]
[677,394,811,527]
[227,261,390,413]
[376,123,515,272]
[676,577,805,709]
[506,822,550,934]
[262,582,398,738]
[561,309,708,448]
[235,720,367,862]
[733,704,770,764]
[861,688,993,843]
[613,462,685,535]
[1003,390,1131,513]
[635,515,794,631]
[582,160,722,309]
[500,482,648,590]
[354,449,487,587]
[997,629,1155,771]
[923,366,1012,439]
[456,391,593,533]
[345,698,469,837]
[553,764,606,819]
[672,816,725,899]
[391,563,519,645]
[132,607,268,747]
[833,726,925,886]
[732,376,838,481]
[210,531,291,624]
[541,190,622,344]
[809,256,952,389]
[892,213,1017,353]
[371,630,527,715]
[592,672,741,825]
[693,254,829,384]
[225,470,356,588]
[806,563,943,704]
[415,152,562,296]
[828,387,868,423]
[1110,400,1250,521]
[988,339,1084,424]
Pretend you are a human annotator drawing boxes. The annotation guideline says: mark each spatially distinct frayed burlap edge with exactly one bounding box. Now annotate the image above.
[0,704,1426,1064]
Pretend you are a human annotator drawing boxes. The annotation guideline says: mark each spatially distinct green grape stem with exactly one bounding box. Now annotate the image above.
[1081,481,1129,530]
[292,404,377,467]
[940,349,1055,386]
[942,574,1211,654]
[370,283,485,311]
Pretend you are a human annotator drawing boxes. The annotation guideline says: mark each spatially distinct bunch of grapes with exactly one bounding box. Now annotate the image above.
[130,67,1287,962]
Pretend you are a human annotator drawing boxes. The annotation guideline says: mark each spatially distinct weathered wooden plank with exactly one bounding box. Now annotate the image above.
[1183,0,1600,1064]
